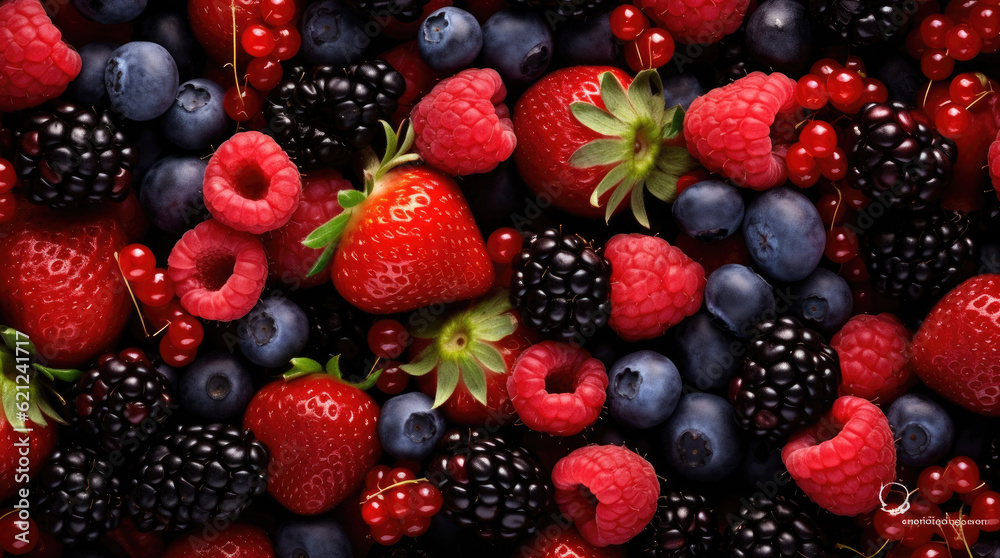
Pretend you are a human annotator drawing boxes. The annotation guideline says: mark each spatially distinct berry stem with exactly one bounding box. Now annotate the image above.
[361,478,430,502]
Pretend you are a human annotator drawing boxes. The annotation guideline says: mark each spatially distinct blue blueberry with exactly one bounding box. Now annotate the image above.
[73,43,119,106]
[300,0,368,67]
[137,11,201,78]
[672,310,741,391]
[378,392,446,461]
[704,264,775,337]
[482,10,553,85]
[236,297,310,368]
[105,41,179,121]
[745,0,812,73]
[72,0,147,24]
[742,440,787,488]
[139,156,209,234]
[419,7,483,73]
[663,73,704,111]
[161,79,230,151]
[606,350,682,429]
[887,394,955,467]
[178,353,254,421]
[672,180,744,241]
[743,187,826,282]
[557,13,621,66]
[659,392,743,482]
[790,268,853,334]
[275,516,353,558]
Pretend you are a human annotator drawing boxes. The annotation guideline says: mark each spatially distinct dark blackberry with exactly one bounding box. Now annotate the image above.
[35,445,122,545]
[263,61,405,170]
[126,423,269,532]
[428,429,550,542]
[730,316,840,444]
[633,490,720,557]
[846,101,956,212]
[346,0,430,21]
[981,432,1000,488]
[367,538,437,558]
[510,228,612,343]
[293,287,377,378]
[506,0,620,22]
[71,348,172,456]
[810,0,914,47]
[723,493,827,557]
[865,207,977,303]
[13,101,138,208]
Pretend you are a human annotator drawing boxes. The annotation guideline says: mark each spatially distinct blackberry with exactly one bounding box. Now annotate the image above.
[13,101,138,208]
[723,494,827,557]
[428,429,550,542]
[846,101,956,212]
[865,207,976,303]
[809,0,916,47]
[981,432,1000,488]
[506,0,620,22]
[346,0,429,21]
[71,348,173,456]
[510,228,612,343]
[35,445,122,545]
[730,316,840,444]
[293,287,377,378]
[367,539,437,558]
[633,490,720,557]
[127,423,269,532]
[263,61,405,170]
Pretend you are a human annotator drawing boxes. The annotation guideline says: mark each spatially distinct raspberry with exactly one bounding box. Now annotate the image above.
[635,0,751,44]
[0,0,82,111]
[683,72,799,190]
[781,396,897,516]
[508,341,608,436]
[603,233,705,342]
[263,169,351,289]
[167,219,268,322]
[990,129,1000,199]
[411,68,517,176]
[551,444,660,547]
[203,131,302,235]
[831,313,913,403]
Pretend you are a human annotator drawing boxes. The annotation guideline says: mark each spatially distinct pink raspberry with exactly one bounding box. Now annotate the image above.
[508,341,607,436]
[0,0,82,111]
[683,72,799,190]
[263,169,352,289]
[636,0,750,44]
[167,219,268,322]
[782,396,897,516]
[411,68,516,176]
[831,313,913,403]
[989,129,1000,199]
[203,131,302,235]
[603,233,705,342]
[551,445,659,547]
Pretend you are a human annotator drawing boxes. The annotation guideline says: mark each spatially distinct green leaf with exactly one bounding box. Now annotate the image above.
[400,345,439,377]
[467,293,513,324]
[627,69,664,122]
[589,163,629,207]
[283,357,324,381]
[459,356,488,406]
[302,212,350,250]
[656,146,698,178]
[475,315,517,342]
[337,189,366,209]
[569,139,629,169]
[645,170,678,202]
[432,361,460,408]
[469,342,506,374]
[304,243,337,278]
[0,326,34,355]
[324,355,342,378]
[32,365,81,383]
[604,176,637,224]
[599,71,637,122]
[570,103,630,137]
[663,106,685,138]
[630,178,650,229]
[379,120,399,170]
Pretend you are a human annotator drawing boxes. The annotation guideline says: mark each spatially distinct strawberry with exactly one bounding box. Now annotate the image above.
[513,67,696,226]
[162,524,274,558]
[305,122,493,314]
[402,292,535,425]
[243,357,381,515]
[911,274,1000,415]
[0,207,131,368]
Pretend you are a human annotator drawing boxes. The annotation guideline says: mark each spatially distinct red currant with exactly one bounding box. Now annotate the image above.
[401,514,431,537]
[0,192,15,224]
[946,23,982,61]
[972,491,1000,532]
[908,543,953,558]
[144,299,186,333]
[800,121,837,158]
[788,166,820,188]
[247,56,283,91]
[0,511,38,555]
[825,226,859,263]
[159,334,196,367]
[844,54,867,76]
[366,465,392,490]
[610,4,648,41]
[935,102,971,139]
[242,24,275,57]
[949,72,986,104]
[920,14,954,48]
[224,85,263,122]
[487,227,523,264]
[873,508,906,541]
[918,465,954,503]
[413,482,443,517]
[134,268,175,307]
[921,48,955,80]
[827,69,864,104]
[942,509,980,548]
[261,0,296,25]
[809,58,842,79]
[861,78,889,104]
[375,361,409,394]
[625,28,675,71]
[817,194,850,226]
[368,319,409,359]
[272,25,302,60]
[972,5,1000,39]
[387,487,412,519]
[900,498,938,548]
[851,282,873,314]
[370,519,403,545]
[943,456,980,493]
[795,74,829,110]
[838,185,870,210]
[168,314,204,350]
[0,157,15,193]
[389,467,416,484]
[817,148,847,181]
[785,143,817,174]
[907,27,930,58]
[840,255,870,283]
[361,496,391,526]
[119,243,156,282]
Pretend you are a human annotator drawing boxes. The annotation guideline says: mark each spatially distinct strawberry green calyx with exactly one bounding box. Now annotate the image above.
[302,120,421,277]
[569,69,698,228]
[401,292,517,408]
[282,355,384,391]
[0,325,81,429]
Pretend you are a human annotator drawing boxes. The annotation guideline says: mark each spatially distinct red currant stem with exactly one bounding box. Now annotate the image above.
[114,251,155,338]
[957,505,973,558]
[833,538,890,558]
[361,478,431,503]
[229,0,243,103]
[965,88,994,111]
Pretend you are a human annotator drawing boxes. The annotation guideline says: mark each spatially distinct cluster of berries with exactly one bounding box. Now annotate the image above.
[360,465,443,546]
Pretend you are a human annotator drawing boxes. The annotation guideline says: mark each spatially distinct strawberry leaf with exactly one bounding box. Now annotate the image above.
[459,356,488,406]
[337,189,366,209]
[305,243,337,278]
[433,360,460,409]
[303,212,350,250]
[469,342,506,375]
[589,163,628,207]
[569,139,629,168]
[630,177,650,228]
[664,106,685,138]
[600,71,637,122]
[570,102,630,137]
[400,347,438,376]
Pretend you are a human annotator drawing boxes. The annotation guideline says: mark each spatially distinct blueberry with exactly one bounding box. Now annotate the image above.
[743,187,826,282]
[154,361,178,392]
[886,394,955,467]
[300,0,368,67]
[139,156,209,234]
[418,7,483,73]
[71,0,147,24]
[663,73,704,111]
[178,353,254,421]
[557,13,621,66]
[236,297,310,368]
[980,243,1000,274]
[606,350,682,429]
[790,268,853,334]
[482,10,553,85]
[137,11,202,78]
[745,0,812,73]
[105,41,179,121]
[742,440,787,488]
[659,392,743,482]
[73,43,119,106]
[672,310,741,391]
[275,516,353,558]
[672,179,744,241]
[161,79,230,151]
[704,264,775,337]
[378,392,446,461]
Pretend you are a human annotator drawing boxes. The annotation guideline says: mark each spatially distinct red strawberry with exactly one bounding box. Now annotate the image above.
[305,123,493,314]
[163,524,274,558]
[513,67,695,226]
[911,274,1000,415]
[519,526,627,558]
[243,359,381,515]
